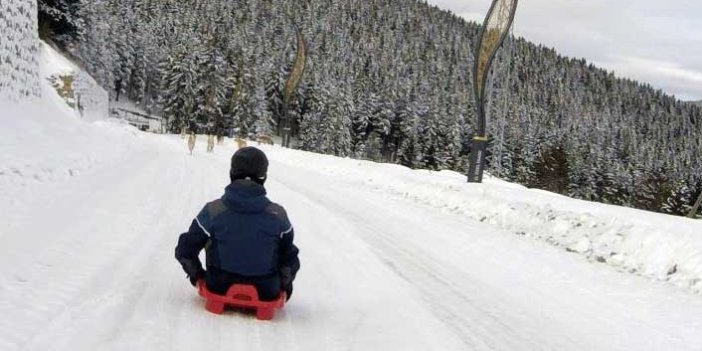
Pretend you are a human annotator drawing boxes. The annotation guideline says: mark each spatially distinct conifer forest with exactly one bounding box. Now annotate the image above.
[41,0,702,216]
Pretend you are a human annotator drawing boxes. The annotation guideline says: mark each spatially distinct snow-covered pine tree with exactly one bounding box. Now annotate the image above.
[194,30,227,134]
[265,68,284,136]
[160,47,198,133]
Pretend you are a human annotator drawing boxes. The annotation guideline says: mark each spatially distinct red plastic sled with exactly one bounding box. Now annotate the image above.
[197,280,285,320]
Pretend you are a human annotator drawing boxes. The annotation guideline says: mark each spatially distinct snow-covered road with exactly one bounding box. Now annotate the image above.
[1,131,702,351]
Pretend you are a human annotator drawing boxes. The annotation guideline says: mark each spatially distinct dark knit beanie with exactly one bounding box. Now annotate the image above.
[230,147,269,184]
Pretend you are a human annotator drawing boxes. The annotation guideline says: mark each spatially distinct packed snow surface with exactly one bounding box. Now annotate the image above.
[2,46,702,351]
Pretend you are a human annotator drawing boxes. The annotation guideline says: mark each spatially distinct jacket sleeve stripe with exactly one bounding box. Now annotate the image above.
[195,217,212,237]
[280,226,293,238]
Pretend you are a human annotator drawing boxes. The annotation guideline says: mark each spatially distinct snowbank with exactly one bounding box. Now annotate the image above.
[263,147,702,294]
[0,41,141,234]
[0,94,139,194]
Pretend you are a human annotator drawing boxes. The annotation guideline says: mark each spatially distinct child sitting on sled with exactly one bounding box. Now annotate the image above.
[175,147,300,301]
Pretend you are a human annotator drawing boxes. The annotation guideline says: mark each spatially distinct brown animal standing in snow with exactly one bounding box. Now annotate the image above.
[187,133,196,155]
[207,135,215,153]
[217,134,224,145]
[235,138,247,149]
[256,135,274,146]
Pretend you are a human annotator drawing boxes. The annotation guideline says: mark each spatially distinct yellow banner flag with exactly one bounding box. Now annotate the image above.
[283,30,307,104]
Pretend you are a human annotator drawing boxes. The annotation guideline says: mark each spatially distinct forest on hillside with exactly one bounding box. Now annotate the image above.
[40,0,702,217]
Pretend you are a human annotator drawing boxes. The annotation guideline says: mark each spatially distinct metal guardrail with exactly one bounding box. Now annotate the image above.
[114,107,162,121]
[111,107,163,132]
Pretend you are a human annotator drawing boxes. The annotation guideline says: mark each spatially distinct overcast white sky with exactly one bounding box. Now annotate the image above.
[425,0,702,101]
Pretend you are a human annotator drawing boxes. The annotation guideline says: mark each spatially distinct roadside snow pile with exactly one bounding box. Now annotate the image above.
[0,98,139,189]
[264,146,702,294]
[0,42,140,213]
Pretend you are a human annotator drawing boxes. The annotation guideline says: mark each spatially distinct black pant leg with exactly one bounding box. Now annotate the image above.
[205,268,281,301]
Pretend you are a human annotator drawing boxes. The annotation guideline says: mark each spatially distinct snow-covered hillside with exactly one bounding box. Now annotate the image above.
[1,43,140,210]
[2,45,702,351]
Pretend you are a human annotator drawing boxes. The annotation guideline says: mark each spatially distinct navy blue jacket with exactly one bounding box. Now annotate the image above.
[175,180,300,298]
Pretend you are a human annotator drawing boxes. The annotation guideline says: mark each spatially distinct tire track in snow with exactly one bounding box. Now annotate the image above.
[18,144,192,350]
[269,167,535,350]
[27,141,241,350]
[268,154,702,351]
[265,175,474,350]
[348,218,530,350]
[0,137,217,350]
[0,141,169,350]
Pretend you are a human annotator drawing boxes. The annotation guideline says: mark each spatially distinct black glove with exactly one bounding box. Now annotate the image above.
[280,267,293,287]
[188,269,205,287]
[280,267,294,300]
[283,283,293,301]
[179,258,205,286]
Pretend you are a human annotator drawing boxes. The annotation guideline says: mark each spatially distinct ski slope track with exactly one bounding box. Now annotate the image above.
[0,129,701,350]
